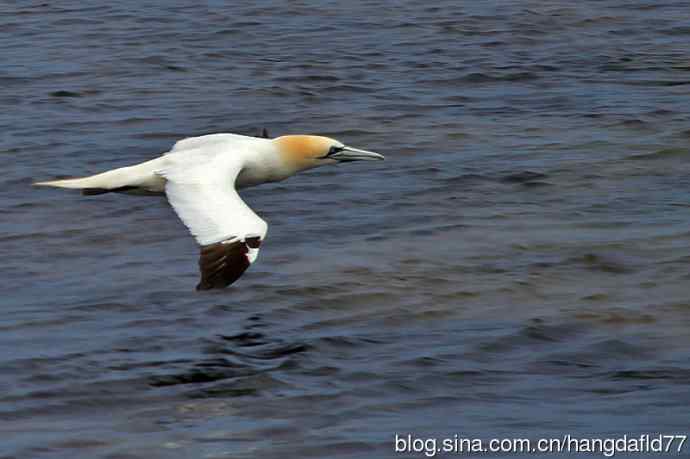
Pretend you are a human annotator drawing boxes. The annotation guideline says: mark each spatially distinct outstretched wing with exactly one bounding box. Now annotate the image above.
[157,147,267,290]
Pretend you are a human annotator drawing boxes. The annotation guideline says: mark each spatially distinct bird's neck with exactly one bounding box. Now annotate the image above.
[235,141,295,189]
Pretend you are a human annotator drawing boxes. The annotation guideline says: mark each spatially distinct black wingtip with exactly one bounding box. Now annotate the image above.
[82,188,110,196]
[197,241,253,290]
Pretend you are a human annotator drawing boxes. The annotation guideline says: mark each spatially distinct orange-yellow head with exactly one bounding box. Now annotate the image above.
[273,135,384,173]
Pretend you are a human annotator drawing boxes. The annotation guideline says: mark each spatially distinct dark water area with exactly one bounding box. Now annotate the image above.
[3,1,690,457]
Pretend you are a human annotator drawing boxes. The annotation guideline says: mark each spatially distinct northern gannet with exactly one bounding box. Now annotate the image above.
[35,133,384,290]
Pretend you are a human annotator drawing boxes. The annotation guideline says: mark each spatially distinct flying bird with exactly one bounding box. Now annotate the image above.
[35,133,384,290]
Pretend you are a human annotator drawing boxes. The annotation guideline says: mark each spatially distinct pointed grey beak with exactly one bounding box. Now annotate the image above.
[330,146,385,162]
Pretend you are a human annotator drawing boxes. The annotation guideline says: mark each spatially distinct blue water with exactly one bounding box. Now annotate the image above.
[2,1,690,457]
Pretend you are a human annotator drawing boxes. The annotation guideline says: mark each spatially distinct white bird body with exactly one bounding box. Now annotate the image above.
[170,134,294,189]
[35,132,383,290]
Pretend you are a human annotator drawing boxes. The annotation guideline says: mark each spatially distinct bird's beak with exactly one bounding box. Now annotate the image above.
[330,146,385,162]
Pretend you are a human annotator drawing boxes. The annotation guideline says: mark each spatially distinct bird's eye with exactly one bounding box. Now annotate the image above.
[327,146,344,156]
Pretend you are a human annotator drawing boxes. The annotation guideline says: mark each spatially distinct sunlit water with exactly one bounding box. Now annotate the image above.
[2,1,690,457]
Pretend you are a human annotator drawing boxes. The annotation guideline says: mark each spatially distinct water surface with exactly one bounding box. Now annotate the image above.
[2,1,690,457]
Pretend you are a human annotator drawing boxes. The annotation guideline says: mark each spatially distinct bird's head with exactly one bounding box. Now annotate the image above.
[273,135,384,173]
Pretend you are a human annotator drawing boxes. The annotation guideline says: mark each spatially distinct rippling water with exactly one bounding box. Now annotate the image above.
[3,1,690,457]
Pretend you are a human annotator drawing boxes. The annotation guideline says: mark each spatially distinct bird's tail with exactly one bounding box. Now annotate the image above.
[34,159,164,195]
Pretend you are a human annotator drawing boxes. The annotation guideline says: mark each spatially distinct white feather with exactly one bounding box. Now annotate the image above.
[170,133,250,153]
[157,139,268,249]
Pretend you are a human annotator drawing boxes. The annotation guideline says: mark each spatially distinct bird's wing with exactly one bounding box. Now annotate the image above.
[170,133,244,153]
[157,148,268,290]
